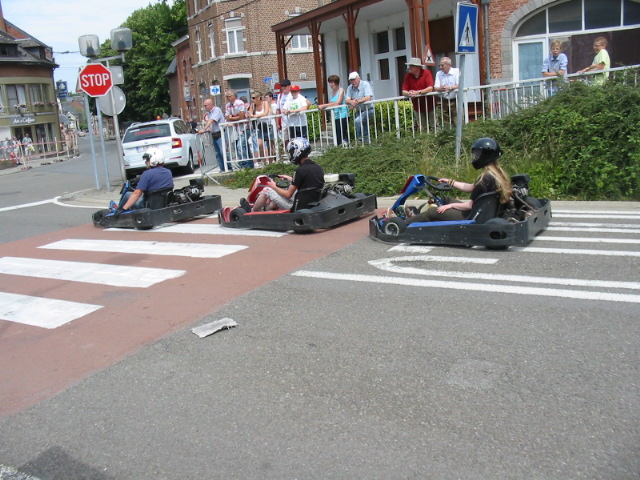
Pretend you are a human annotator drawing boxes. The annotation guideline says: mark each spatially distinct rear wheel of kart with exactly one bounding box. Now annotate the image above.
[184,150,195,174]
[383,217,407,236]
[486,218,510,250]
[229,207,246,223]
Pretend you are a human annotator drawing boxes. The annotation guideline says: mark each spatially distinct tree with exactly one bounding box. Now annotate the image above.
[100,0,186,122]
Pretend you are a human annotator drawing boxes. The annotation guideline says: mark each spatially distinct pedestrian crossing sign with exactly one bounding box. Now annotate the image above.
[455,2,478,54]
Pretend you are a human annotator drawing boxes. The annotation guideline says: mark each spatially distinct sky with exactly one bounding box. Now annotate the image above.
[2,0,158,93]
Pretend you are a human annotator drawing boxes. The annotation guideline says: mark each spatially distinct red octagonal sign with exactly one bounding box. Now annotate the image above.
[78,64,113,97]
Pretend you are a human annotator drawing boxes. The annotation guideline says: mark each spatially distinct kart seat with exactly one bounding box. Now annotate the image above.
[465,191,502,223]
[291,187,323,212]
[145,188,173,210]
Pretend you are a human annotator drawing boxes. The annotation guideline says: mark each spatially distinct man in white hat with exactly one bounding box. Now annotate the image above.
[401,57,435,131]
[345,71,375,142]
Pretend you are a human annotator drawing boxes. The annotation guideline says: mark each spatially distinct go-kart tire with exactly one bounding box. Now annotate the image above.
[383,217,407,236]
[485,218,510,250]
[92,209,109,226]
[229,207,246,223]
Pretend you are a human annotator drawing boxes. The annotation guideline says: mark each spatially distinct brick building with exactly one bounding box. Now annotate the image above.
[185,0,321,117]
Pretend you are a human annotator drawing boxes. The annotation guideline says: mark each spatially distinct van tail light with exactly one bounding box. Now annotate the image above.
[172,138,182,149]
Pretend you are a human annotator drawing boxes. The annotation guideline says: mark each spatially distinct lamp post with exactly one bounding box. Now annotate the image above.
[78,28,133,189]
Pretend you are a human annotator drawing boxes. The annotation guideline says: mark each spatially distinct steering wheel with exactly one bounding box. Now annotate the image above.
[425,176,453,191]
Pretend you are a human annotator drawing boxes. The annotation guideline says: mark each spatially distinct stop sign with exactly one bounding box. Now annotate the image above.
[78,64,113,97]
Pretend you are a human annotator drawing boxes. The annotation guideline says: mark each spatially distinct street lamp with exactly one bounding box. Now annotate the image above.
[78,28,133,189]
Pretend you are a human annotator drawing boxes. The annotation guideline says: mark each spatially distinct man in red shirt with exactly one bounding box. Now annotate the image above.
[401,57,435,132]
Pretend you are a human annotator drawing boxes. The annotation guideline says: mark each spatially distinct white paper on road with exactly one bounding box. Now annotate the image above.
[191,318,238,338]
[39,239,248,258]
[0,292,102,329]
[0,257,185,288]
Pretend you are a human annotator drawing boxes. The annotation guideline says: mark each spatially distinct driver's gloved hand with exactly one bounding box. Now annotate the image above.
[115,208,125,215]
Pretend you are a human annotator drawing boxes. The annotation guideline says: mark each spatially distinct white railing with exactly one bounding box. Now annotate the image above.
[198,64,639,172]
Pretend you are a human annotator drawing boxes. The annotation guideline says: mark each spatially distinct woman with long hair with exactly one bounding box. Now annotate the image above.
[406,137,512,223]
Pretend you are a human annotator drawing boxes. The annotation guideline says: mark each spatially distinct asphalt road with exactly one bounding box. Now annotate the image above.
[0,199,639,479]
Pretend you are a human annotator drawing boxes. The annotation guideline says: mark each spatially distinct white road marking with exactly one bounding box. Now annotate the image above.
[551,222,640,229]
[535,236,640,245]
[513,246,640,257]
[0,257,185,288]
[39,239,247,258]
[108,223,287,237]
[0,292,102,329]
[368,256,640,290]
[380,254,498,265]
[389,245,435,253]
[51,196,98,209]
[553,213,640,219]
[547,226,640,234]
[292,271,640,304]
[552,210,640,215]
[0,199,53,212]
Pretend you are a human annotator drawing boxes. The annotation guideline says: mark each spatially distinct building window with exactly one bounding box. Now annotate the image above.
[394,27,406,51]
[290,34,311,51]
[225,18,245,55]
[195,27,202,63]
[379,58,390,80]
[6,85,26,107]
[375,31,389,54]
[208,21,216,58]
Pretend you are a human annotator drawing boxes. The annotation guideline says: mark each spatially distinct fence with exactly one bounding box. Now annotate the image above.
[0,135,78,167]
[198,64,639,173]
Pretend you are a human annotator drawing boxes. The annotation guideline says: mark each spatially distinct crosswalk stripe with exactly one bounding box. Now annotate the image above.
[0,257,185,288]
[108,224,287,237]
[547,226,640,234]
[513,246,640,257]
[535,236,640,244]
[39,239,248,258]
[551,222,640,229]
[0,292,102,329]
[291,271,640,304]
[553,213,640,219]
[552,210,639,215]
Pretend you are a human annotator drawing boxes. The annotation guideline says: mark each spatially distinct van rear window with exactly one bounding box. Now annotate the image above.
[123,124,171,142]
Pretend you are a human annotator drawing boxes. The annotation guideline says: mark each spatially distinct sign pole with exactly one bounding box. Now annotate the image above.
[85,93,100,190]
[106,60,127,182]
[95,101,112,193]
[455,55,466,166]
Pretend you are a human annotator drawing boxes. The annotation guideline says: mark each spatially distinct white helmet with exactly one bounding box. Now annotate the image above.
[142,147,165,166]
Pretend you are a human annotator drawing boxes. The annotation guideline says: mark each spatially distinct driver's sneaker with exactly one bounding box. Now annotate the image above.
[239,198,251,212]
[109,200,117,213]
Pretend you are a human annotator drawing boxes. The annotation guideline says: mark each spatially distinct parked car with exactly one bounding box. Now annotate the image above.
[122,118,204,179]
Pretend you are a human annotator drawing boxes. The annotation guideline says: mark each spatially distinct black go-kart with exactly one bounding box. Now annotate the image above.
[92,178,222,230]
[218,173,377,233]
[369,174,551,249]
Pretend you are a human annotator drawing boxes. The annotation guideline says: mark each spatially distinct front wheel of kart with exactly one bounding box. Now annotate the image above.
[92,209,109,226]
[383,217,407,236]
[229,207,246,223]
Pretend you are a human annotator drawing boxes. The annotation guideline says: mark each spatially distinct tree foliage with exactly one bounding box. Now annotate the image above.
[100,0,186,123]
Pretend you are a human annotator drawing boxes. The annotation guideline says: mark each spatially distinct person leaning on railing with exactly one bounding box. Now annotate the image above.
[401,57,435,131]
[345,71,374,142]
[318,74,349,146]
[434,57,459,128]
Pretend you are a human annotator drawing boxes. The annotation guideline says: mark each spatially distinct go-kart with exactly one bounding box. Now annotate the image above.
[369,174,551,249]
[92,178,222,230]
[218,173,377,233]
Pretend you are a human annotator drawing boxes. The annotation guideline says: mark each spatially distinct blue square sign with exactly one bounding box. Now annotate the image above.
[456,2,478,54]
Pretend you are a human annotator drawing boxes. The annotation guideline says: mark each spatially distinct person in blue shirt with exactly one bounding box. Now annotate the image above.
[345,71,374,142]
[117,147,174,211]
[542,40,568,95]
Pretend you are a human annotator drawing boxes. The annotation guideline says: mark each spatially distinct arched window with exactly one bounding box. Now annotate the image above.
[513,0,640,80]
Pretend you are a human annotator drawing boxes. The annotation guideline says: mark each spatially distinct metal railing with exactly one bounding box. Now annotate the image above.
[198,64,639,172]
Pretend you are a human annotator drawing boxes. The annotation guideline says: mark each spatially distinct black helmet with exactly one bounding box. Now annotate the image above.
[471,137,501,169]
[287,137,311,165]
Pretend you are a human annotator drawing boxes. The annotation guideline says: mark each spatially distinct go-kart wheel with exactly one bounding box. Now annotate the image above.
[383,217,407,236]
[485,218,510,250]
[229,207,246,223]
[92,209,109,226]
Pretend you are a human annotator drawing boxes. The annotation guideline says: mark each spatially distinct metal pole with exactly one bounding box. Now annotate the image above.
[85,93,100,190]
[95,101,112,192]
[106,59,127,182]
[455,54,466,165]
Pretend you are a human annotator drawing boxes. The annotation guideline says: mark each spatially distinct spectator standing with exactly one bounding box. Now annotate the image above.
[401,57,435,131]
[263,92,277,158]
[21,133,34,159]
[225,89,253,169]
[318,75,349,146]
[189,117,198,133]
[248,91,272,163]
[542,40,568,95]
[11,137,21,164]
[345,71,374,143]
[276,79,292,147]
[283,85,309,140]
[198,98,226,172]
[434,57,460,128]
[578,36,610,85]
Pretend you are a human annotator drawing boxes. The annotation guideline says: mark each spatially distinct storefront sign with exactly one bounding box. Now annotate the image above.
[11,115,36,125]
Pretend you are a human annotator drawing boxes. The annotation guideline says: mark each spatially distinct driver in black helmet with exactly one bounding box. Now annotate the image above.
[406,137,512,223]
[245,137,324,212]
